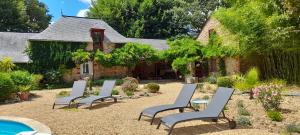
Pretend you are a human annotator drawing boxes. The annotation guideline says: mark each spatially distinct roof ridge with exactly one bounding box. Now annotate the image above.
[62,15,104,21]
[0,32,38,34]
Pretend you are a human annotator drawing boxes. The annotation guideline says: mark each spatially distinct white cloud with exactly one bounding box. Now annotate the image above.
[78,0,91,5]
[77,9,89,17]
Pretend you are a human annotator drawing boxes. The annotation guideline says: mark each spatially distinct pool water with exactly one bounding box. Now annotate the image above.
[0,120,33,135]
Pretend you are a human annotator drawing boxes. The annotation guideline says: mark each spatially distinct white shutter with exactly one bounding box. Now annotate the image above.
[88,61,93,75]
[80,64,83,75]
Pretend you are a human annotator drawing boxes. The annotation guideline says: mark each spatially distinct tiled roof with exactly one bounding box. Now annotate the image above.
[30,16,128,43]
[0,32,36,63]
[127,38,169,51]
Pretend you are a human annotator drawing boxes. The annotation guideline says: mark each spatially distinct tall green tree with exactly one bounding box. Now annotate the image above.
[0,0,51,32]
[88,0,222,38]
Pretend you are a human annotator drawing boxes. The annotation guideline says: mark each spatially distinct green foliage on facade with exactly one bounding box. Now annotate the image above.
[94,42,159,71]
[26,41,87,73]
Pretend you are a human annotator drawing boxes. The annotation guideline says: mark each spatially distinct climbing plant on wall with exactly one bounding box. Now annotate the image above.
[26,41,87,73]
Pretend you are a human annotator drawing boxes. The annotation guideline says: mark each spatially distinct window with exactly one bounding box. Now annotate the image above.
[82,62,89,74]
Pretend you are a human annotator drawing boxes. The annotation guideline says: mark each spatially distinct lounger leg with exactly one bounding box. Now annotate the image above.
[52,103,55,109]
[156,121,161,129]
[113,97,117,103]
[168,126,174,135]
[179,108,184,113]
[138,113,142,121]
[89,103,93,110]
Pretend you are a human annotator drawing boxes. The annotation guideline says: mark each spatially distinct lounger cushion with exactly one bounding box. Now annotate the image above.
[142,104,183,117]
[54,96,78,104]
[78,95,109,105]
[161,110,217,127]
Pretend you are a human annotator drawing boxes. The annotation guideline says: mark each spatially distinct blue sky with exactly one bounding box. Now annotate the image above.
[39,0,91,23]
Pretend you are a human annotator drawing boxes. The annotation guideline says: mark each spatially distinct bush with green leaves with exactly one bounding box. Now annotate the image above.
[238,107,251,116]
[146,83,160,93]
[285,123,300,134]
[0,72,15,101]
[121,77,139,92]
[31,74,43,90]
[253,83,283,111]
[236,116,251,126]
[0,57,15,72]
[206,75,217,84]
[267,110,283,122]
[234,68,259,92]
[112,89,119,95]
[44,69,63,85]
[236,100,244,108]
[10,71,33,92]
[125,91,134,97]
[217,76,234,88]
[58,91,70,97]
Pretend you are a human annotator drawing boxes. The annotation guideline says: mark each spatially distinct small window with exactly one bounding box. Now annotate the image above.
[83,63,89,74]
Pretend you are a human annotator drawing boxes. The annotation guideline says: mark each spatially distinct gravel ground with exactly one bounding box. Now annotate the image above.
[1,82,297,135]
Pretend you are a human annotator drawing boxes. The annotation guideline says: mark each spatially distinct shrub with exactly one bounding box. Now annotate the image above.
[19,85,31,93]
[217,76,233,87]
[267,110,283,122]
[58,91,69,97]
[121,77,139,92]
[206,75,217,84]
[253,83,283,111]
[285,123,300,133]
[31,74,43,90]
[233,68,259,92]
[0,73,15,101]
[236,100,244,108]
[245,68,259,87]
[236,116,251,126]
[0,57,15,72]
[233,81,251,91]
[10,71,33,86]
[44,70,63,84]
[146,83,160,93]
[125,91,134,97]
[238,107,251,116]
[112,89,119,95]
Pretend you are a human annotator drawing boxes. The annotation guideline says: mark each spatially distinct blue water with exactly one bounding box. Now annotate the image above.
[0,120,33,135]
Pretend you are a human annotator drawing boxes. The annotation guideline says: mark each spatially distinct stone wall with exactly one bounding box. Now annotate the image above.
[224,57,240,75]
[196,17,241,75]
[62,42,128,82]
[196,17,222,45]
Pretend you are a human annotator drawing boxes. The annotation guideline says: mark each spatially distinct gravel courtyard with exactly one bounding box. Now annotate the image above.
[0,82,292,135]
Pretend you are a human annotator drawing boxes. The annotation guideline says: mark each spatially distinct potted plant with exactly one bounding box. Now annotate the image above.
[18,85,31,101]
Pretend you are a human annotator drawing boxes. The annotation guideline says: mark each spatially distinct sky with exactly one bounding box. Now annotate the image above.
[39,0,91,23]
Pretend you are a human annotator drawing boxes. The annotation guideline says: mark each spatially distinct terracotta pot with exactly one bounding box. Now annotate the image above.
[18,92,30,101]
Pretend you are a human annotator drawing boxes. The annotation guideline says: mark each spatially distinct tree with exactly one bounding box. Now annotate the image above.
[0,0,51,32]
[88,0,222,38]
[162,38,203,75]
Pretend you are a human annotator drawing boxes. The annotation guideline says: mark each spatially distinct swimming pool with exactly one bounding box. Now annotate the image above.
[0,120,33,135]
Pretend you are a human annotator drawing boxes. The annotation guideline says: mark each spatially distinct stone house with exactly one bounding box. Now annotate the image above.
[0,16,173,81]
[196,17,241,77]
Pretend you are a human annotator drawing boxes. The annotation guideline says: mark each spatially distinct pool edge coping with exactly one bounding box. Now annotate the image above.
[0,116,51,134]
